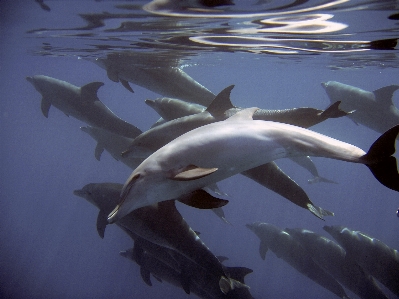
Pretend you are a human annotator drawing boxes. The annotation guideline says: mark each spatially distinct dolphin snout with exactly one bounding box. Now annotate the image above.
[321,82,327,89]
[26,76,33,83]
[73,189,87,197]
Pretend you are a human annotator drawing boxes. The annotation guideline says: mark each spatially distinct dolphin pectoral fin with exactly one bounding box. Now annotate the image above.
[41,98,51,118]
[119,78,134,93]
[140,266,152,287]
[171,165,218,181]
[177,189,228,209]
[96,211,109,239]
[152,274,162,283]
[106,68,119,82]
[259,240,268,260]
[180,267,191,294]
[363,125,399,192]
[94,143,104,161]
[80,82,104,101]
[320,101,348,119]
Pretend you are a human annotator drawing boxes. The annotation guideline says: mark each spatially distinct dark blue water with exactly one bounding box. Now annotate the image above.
[1,1,398,298]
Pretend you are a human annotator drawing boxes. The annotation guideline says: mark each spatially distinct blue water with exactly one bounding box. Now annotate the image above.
[1,1,398,298]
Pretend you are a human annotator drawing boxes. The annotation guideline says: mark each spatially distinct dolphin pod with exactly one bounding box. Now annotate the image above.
[74,183,247,295]
[109,105,399,223]
[246,222,350,299]
[324,225,399,297]
[27,67,399,297]
[285,228,388,299]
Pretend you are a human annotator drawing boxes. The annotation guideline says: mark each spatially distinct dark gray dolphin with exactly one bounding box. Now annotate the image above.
[92,53,216,106]
[74,183,244,295]
[324,225,399,297]
[322,81,399,134]
[26,75,142,139]
[120,243,254,299]
[285,227,388,299]
[246,222,350,299]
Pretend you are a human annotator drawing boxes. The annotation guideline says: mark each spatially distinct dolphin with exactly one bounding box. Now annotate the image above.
[26,75,142,139]
[79,125,228,221]
[80,126,143,170]
[74,183,244,294]
[285,228,388,299]
[120,243,254,299]
[324,225,399,297]
[322,81,399,134]
[92,53,216,106]
[124,86,338,218]
[108,107,399,223]
[246,222,350,299]
[141,89,344,183]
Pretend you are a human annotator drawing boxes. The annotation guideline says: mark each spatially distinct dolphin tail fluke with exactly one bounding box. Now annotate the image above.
[307,203,334,220]
[219,276,250,295]
[320,101,348,118]
[363,125,399,192]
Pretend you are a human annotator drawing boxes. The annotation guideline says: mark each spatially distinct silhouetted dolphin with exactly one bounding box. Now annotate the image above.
[26,75,142,139]
[74,183,244,294]
[120,243,254,299]
[246,222,350,299]
[286,228,388,299]
[324,225,399,297]
[109,107,399,223]
[322,81,399,133]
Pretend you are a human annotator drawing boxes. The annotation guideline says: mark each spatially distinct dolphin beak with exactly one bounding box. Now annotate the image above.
[321,82,327,89]
[73,189,86,197]
[26,76,33,83]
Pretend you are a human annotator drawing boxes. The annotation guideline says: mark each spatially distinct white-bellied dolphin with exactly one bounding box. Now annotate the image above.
[125,86,338,219]
[285,227,388,299]
[246,222,350,299]
[324,225,399,297]
[92,53,216,106]
[74,183,244,294]
[109,107,399,223]
[141,88,344,183]
[26,75,142,139]
[322,81,399,133]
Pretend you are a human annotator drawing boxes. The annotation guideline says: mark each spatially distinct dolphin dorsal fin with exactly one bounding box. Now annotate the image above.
[172,165,218,181]
[205,85,236,117]
[373,85,399,107]
[80,82,104,101]
[226,107,258,122]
